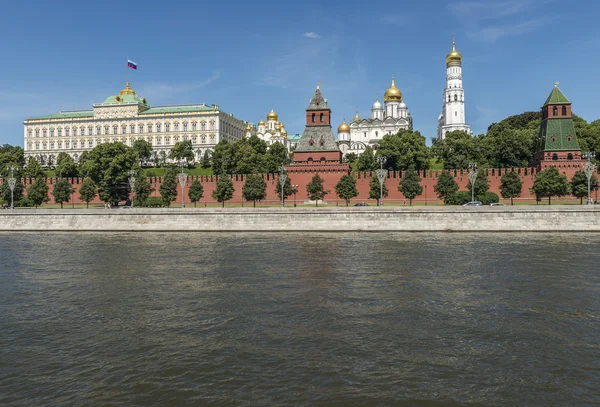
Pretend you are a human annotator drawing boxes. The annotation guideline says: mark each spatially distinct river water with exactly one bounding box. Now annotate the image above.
[0,232,599,406]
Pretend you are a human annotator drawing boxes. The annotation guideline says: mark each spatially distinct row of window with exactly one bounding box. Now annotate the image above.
[28,120,220,138]
[28,134,218,151]
[448,94,463,102]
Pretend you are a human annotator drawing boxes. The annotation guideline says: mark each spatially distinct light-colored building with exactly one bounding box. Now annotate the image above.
[244,109,291,150]
[23,82,246,165]
[437,38,471,139]
[337,77,412,156]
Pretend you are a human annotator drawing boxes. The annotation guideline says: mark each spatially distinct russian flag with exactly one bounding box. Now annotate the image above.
[127,59,138,70]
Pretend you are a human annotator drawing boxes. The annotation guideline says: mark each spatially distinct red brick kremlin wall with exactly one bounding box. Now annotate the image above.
[2,165,598,206]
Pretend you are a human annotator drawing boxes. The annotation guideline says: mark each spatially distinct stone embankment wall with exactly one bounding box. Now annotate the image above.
[1,166,598,206]
[1,207,599,232]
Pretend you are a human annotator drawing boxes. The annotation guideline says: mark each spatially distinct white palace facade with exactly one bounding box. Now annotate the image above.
[337,77,412,156]
[23,82,246,164]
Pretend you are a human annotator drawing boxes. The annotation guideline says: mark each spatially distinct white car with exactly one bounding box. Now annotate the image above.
[490,203,506,206]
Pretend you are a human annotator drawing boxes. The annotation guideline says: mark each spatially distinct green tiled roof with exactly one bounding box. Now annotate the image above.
[102,94,148,105]
[543,85,571,106]
[139,105,217,115]
[538,118,580,151]
[26,111,93,121]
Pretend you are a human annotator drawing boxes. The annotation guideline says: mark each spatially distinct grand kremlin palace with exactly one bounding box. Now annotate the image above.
[23,82,246,164]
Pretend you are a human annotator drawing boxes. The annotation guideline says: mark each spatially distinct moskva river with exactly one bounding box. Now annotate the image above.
[1,232,599,406]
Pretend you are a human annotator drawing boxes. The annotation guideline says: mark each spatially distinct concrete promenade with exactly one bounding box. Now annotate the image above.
[1,206,600,232]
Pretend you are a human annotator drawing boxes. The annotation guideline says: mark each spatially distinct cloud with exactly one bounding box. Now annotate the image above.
[137,71,221,100]
[304,32,321,39]
[449,0,552,42]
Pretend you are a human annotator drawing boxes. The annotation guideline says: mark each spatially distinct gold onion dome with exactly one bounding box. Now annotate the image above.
[384,77,402,102]
[353,111,360,121]
[275,122,282,131]
[119,82,136,96]
[245,123,252,131]
[446,40,462,64]
[258,120,266,126]
[267,109,278,121]
[338,119,350,133]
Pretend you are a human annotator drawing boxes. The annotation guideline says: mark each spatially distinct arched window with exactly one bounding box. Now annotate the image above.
[553,106,558,116]
[209,121,215,130]
[454,94,458,101]
[201,135,206,143]
[58,128,62,137]
[320,157,326,163]
[567,136,572,142]
[66,128,70,137]
[201,121,206,130]
[50,128,54,137]
[156,123,162,132]
[104,126,109,135]
[312,113,316,123]
[130,124,135,134]
[307,157,313,162]
[448,95,451,102]
[562,106,567,116]
[552,153,558,161]
[165,123,171,132]
[192,122,197,131]
[320,113,324,122]
[174,122,179,131]
[148,124,153,133]
[567,153,573,160]
[35,129,40,137]
[113,125,118,135]
[96,126,101,135]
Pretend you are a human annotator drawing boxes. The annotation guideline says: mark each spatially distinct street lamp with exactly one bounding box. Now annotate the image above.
[7,166,18,210]
[291,184,299,207]
[376,156,387,207]
[582,152,596,205]
[178,162,187,208]
[278,166,287,208]
[128,170,136,208]
[468,162,478,203]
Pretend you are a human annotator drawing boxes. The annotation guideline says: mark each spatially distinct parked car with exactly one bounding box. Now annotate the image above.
[463,201,483,206]
[490,203,505,206]
[354,202,368,207]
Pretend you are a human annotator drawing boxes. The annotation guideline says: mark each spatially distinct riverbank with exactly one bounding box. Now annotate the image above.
[1,206,600,232]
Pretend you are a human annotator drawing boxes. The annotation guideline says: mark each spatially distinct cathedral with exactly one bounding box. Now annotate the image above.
[337,77,412,156]
[437,38,472,139]
[244,108,291,150]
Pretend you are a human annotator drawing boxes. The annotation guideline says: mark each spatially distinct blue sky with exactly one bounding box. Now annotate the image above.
[1,0,599,146]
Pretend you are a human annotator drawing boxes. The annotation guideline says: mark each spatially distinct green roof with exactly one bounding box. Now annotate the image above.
[139,105,217,115]
[543,85,571,106]
[538,118,580,151]
[102,94,148,106]
[26,111,93,121]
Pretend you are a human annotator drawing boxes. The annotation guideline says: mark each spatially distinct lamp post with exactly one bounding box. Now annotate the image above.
[582,152,596,205]
[178,162,187,208]
[8,166,17,210]
[128,170,136,208]
[468,162,478,203]
[278,166,287,208]
[376,156,387,207]
[291,184,298,207]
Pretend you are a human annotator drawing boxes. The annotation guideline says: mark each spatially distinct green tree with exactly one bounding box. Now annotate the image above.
[200,150,212,168]
[132,139,153,167]
[133,173,154,207]
[160,167,179,207]
[399,167,423,206]
[56,152,78,178]
[275,176,293,204]
[27,178,49,208]
[242,174,267,207]
[570,170,598,204]
[211,140,235,176]
[78,178,97,208]
[26,156,45,179]
[263,142,289,174]
[1,181,24,206]
[376,129,430,170]
[357,146,376,171]
[0,144,25,175]
[431,130,477,169]
[499,171,523,205]
[81,143,138,204]
[434,170,459,203]
[369,174,388,205]
[344,152,358,163]
[169,140,194,164]
[188,179,204,207]
[212,176,234,207]
[52,179,74,208]
[158,151,167,167]
[306,173,328,206]
[530,167,569,205]
[335,174,359,206]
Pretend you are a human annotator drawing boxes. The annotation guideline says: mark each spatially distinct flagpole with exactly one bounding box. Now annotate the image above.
[126,58,129,84]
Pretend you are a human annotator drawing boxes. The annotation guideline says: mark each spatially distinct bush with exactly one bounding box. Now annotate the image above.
[444,191,471,205]
[17,197,33,207]
[479,192,499,205]
[143,196,164,208]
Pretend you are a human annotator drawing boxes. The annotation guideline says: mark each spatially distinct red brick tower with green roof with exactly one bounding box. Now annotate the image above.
[532,82,583,169]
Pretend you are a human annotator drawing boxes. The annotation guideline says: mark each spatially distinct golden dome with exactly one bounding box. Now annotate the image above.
[337,119,350,133]
[119,82,136,96]
[245,123,252,131]
[446,40,462,64]
[267,108,278,121]
[384,77,402,102]
[353,111,360,121]
[275,122,282,131]
[258,120,266,126]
